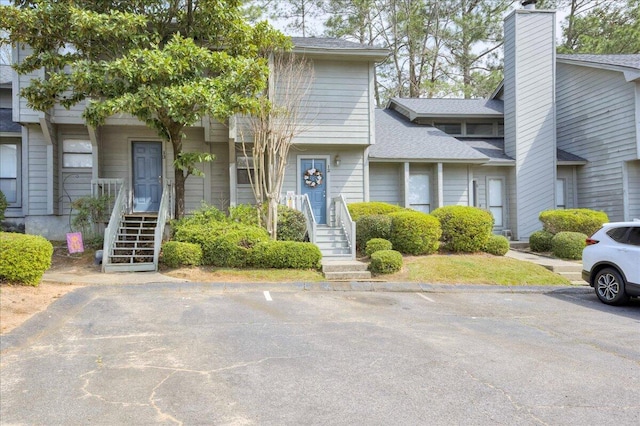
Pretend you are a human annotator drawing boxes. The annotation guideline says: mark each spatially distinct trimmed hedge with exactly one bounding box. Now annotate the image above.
[369,250,403,274]
[347,202,404,221]
[551,231,587,260]
[431,205,494,253]
[0,232,53,286]
[483,234,510,256]
[250,241,321,269]
[539,209,608,237]
[365,238,393,257]
[276,205,307,242]
[228,204,261,227]
[173,222,270,267]
[161,241,202,268]
[389,211,441,255]
[529,230,554,252]
[355,214,392,253]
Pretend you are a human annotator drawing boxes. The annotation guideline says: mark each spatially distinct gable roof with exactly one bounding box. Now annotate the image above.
[389,97,504,120]
[371,109,489,163]
[557,54,640,70]
[291,37,388,60]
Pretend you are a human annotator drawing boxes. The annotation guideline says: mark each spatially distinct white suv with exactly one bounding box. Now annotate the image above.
[582,221,640,305]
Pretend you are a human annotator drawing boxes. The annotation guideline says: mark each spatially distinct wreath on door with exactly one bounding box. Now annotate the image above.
[303,168,323,187]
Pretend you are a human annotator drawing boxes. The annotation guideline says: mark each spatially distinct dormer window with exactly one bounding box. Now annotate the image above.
[434,123,462,135]
[466,123,494,136]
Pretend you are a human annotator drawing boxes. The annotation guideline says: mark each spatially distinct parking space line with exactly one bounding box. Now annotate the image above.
[417,294,435,303]
[264,291,273,302]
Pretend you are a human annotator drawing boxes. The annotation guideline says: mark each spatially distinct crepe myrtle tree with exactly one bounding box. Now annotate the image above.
[240,52,314,239]
[0,0,290,218]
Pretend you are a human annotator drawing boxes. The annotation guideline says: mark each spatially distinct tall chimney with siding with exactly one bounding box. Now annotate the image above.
[503,0,557,240]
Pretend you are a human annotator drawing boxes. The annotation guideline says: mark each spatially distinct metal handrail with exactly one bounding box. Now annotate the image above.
[153,180,174,270]
[332,194,356,259]
[101,180,127,272]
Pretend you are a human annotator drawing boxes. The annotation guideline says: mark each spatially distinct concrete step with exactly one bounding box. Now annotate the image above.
[321,254,355,262]
[103,262,156,272]
[322,260,369,273]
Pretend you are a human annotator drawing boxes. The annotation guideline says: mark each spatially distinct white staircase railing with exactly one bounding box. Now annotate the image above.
[280,193,317,243]
[153,180,174,270]
[332,194,356,259]
[101,180,127,272]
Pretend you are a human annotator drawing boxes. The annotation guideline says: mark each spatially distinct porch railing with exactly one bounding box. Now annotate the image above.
[280,193,317,243]
[332,194,356,259]
[153,180,174,270]
[101,180,127,272]
[91,178,125,219]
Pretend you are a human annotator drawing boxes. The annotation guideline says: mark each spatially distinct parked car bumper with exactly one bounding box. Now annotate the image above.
[582,270,592,286]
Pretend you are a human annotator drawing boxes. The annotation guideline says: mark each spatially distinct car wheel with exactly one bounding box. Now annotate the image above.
[594,267,629,305]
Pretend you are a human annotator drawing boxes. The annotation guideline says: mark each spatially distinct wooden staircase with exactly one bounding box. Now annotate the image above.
[103,214,157,272]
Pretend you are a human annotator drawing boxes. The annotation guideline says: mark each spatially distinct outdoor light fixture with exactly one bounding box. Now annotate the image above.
[334,155,341,166]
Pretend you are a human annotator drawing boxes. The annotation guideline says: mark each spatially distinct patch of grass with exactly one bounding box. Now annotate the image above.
[387,254,570,286]
[164,266,325,283]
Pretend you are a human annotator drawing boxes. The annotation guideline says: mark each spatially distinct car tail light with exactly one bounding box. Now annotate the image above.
[585,238,599,246]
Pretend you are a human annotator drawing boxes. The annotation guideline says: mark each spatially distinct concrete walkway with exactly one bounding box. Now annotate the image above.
[41,249,588,287]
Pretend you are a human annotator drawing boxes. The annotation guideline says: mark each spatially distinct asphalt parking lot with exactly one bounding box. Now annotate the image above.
[1,283,639,425]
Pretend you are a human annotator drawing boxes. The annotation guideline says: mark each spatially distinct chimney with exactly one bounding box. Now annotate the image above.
[521,0,537,9]
[503,5,557,240]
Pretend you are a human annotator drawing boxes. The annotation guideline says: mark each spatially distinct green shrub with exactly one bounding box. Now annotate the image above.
[483,234,510,256]
[0,190,7,222]
[347,202,404,221]
[551,231,587,260]
[173,222,269,267]
[276,205,307,242]
[369,250,403,274]
[71,194,112,237]
[539,209,608,237]
[161,241,202,268]
[365,238,393,257]
[431,206,494,253]
[250,241,321,269]
[0,232,53,286]
[355,214,392,253]
[529,230,554,252]
[389,211,441,255]
[229,204,260,227]
[172,202,227,231]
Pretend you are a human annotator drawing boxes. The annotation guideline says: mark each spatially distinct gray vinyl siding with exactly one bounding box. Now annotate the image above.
[53,96,86,124]
[556,64,638,222]
[26,125,48,214]
[292,60,371,146]
[627,160,640,220]
[58,125,92,215]
[208,142,230,212]
[15,46,42,123]
[503,10,557,239]
[443,164,469,206]
[369,163,403,205]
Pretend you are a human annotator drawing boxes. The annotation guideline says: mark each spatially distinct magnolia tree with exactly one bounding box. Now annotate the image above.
[240,53,314,239]
[0,0,289,218]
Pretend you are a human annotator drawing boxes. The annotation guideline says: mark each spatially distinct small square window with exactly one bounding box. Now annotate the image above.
[63,140,93,168]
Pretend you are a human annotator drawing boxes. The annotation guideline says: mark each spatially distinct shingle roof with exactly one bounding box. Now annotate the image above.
[462,139,514,163]
[557,148,587,164]
[291,37,388,59]
[557,54,640,70]
[0,65,12,85]
[390,97,504,119]
[371,109,489,162]
[0,108,21,133]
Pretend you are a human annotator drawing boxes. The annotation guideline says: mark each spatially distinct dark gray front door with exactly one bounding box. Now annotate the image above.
[300,158,327,224]
[132,142,162,212]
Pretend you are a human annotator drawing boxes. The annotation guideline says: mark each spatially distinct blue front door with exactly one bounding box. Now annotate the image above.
[132,142,162,212]
[300,158,327,224]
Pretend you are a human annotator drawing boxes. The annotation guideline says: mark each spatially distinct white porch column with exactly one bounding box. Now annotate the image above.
[436,162,444,208]
[403,162,410,208]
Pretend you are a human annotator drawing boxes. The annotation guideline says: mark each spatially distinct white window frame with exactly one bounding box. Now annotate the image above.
[62,139,93,169]
[0,140,21,207]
